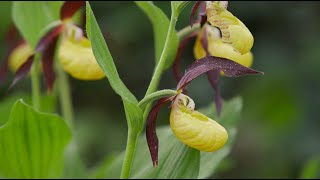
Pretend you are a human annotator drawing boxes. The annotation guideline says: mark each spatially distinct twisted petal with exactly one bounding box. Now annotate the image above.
[206,1,254,54]
[58,37,105,80]
[194,25,253,68]
[170,94,228,152]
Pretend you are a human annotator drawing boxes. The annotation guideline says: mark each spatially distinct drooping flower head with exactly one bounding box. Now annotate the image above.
[173,1,255,116]
[147,55,263,167]
[0,1,104,94]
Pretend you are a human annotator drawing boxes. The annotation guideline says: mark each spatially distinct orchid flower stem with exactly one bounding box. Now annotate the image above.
[120,4,179,179]
[56,61,74,129]
[120,130,138,179]
[177,23,200,40]
[31,54,41,110]
[142,5,178,119]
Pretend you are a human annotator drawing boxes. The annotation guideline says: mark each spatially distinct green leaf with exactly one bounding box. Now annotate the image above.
[0,99,71,178]
[300,155,320,179]
[99,126,200,179]
[86,2,143,133]
[0,93,56,126]
[62,140,89,178]
[12,1,63,49]
[135,1,179,70]
[197,97,243,179]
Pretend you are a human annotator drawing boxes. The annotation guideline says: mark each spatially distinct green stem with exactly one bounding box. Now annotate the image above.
[138,89,177,109]
[31,55,41,110]
[177,23,201,40]
[56,62,74,129]
[143,6,178,107]
[120,130,138,179]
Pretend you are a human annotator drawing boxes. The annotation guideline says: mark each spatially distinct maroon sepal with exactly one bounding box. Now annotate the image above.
[146,96,175,167]
[60,1,85,20]
[8,55,35,90]
[189,1,203,28]
[35,24,64,53]
[176,56,264,91]
[207,70,222,116]
[42,36,58,93]
[172,31,198,83]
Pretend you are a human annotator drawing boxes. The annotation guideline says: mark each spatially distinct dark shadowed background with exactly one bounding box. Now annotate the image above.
[1,1,320,178]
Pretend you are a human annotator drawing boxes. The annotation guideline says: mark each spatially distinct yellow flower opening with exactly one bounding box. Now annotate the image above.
[58,36,105,80]
[8,42,34,72]
[194,24,253,68]
[170,94,228,152]
[206,1,254,54]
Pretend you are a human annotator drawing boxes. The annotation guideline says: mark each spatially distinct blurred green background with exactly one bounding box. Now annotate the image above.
[1,1,320,178]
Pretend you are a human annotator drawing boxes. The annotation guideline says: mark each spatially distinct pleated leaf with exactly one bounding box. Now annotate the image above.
[0,99,71,178]
[86,2,143,133]
[135,1,179,70]
[97,126,200,179]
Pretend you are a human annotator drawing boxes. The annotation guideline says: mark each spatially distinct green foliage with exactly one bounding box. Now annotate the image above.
[135,1,179,70]
[96,126,200,179]
[0,99,71,178]
[86,2,143,134]
[198,97,242,178]
[92,97,242,178]
[300,155,320,179]
[12,1,63,49]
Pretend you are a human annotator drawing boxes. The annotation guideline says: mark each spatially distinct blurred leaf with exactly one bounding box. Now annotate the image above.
[0,93,56,125]
[197,96,242,178]
[300,155,320,179]
[12,1,62,49]
[62,140,89,178]
[86,2,143,133]
[0,99,71,178]
[135,1,179,70]
[97,126,200,178]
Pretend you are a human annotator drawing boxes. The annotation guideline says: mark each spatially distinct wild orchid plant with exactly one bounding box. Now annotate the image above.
[0,1,263,179]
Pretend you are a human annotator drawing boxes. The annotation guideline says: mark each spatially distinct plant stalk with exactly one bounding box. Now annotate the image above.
[31,55,41,110]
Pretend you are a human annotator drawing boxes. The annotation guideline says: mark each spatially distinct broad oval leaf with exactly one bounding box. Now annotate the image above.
[86,2,143,132]
[12,1,63,49]
[198,97,242,178]
[0,99,71,178]
[97,126,200,179]
[135,1,179,70]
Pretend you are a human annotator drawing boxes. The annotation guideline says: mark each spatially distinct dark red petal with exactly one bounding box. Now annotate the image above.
[190,1,203,28]
[8,54,34,90]
[42,36,58,92]
[200,26,210,55]
[146,96,175,167]
[207,70,222,116]
[172,31,198,83]
[5,23,20,48]
[176,56,264,91]
[36,24,64,53]
[60,1,85,20]
[0,59,9,87]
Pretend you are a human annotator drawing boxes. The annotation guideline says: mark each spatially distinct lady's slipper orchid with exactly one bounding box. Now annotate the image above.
[170,93,228,152]
[206,1,254,54]
[173,1,255,116]
[147,55,263,167]
[194,24,253,68]
[0,1,104,93]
